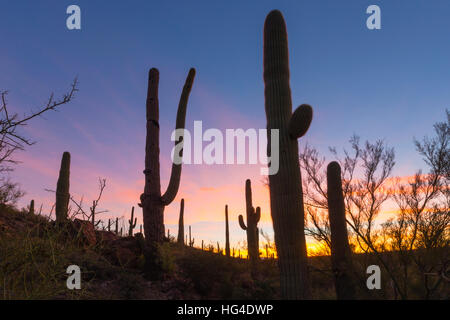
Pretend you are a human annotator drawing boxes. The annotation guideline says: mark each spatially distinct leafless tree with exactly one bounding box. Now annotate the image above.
[45,177,108,227]
[0,79,78,205]
[300,135,395,253]
[381,110,450,298]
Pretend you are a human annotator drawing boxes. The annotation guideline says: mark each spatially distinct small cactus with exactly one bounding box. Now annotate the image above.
[115,217,119,235]
[327,161,357,299]
[238,179,260,275]
[177,199,185,245]
[128,207,137,236]
[55,152,70,224]
[29,200,35,215]
[225,205,231,257]
[188,225,195,247]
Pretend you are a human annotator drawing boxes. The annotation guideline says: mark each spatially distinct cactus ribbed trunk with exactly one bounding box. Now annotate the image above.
[263,10,313,299]
[327,161,357,300]
[55,152,70,224]
[141,68,195,244]
[238,179,261,277]
[177,199,185,244]
[225,205,231,257]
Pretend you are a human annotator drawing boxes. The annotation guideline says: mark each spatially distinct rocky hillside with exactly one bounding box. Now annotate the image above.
[0,206,287,299]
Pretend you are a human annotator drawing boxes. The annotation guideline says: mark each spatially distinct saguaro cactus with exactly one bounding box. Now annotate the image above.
[177,199,185,245]
[225,205,231,257]
[128,207,137,236]
[263,10,313,299]
[29,200,35,215]
[140,68,196,244]
[115,217,119,235]
[327,161,357,299]
[55,152,70,224]
[239,179,261,274]
[188,225,195,247]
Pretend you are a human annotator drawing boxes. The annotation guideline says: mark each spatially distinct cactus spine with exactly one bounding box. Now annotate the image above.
[263,10,313,299]
[29,200,35,215]
[327,161,357,299]
[177,199,185,244]
[238,179,261,273]
[225,205,231,257]
[55,152,70,224]
[128,207,137,236]
[140,68,196,244]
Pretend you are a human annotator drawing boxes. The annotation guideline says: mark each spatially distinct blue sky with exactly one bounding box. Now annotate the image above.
[0,1,449,249]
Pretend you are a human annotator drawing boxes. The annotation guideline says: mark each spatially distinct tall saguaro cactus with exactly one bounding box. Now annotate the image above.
[177,199,185,245]
[140,68,196,244]
[55,152,71,224]
[239,179,261,273]
[327,161,357,299]
[263,10,313,299]
[128,207,137,236]
[225,205,231,257]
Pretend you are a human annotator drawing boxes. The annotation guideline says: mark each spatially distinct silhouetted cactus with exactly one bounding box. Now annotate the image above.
[201,240,204,251]
[107,219,111,232]
[140,68,196,244]
[188,225,195,247]
[115,217,119,235]
[128,207,137,236]
[29,200,34,215]
[238,179,260,274]
[177,199,184,244]
[225,205,231,257]
[327,161,357,300]
[263,10,313,299]
[217,241,221,255]
[55,152,70,224]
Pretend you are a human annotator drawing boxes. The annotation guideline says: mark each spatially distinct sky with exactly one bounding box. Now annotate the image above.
[0,1,449,252]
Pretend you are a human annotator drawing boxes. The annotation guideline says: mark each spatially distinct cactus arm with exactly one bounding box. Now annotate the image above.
[254,207,261,223]
[238,214,247,230]
[288,104,313,139]
[161,68,196,205]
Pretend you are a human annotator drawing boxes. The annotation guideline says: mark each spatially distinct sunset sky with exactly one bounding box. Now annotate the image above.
[1,1,449,252]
